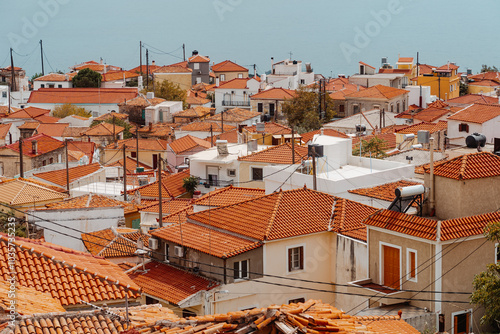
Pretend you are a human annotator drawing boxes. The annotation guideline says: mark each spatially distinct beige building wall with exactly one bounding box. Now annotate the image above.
[345,95,408,118]
[0,147,66,177]
[215,71,248,82]
[426,174,500,220]
[103,148,164,167]
[154,73,192,91]
[238,161,271,189]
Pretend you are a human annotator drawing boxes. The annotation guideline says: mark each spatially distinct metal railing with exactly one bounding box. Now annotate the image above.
[222,100,250,107]
[199,178,234,188]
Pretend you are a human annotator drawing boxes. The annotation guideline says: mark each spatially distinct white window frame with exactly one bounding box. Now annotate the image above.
[194,63,200,70]
[286,244,305,274]
[238,73,243,79]
[406,248,417,282]
[164,243,169,263]
[379,241,403,289]
[233,259,249,281]
[220,74,225,81]
[196,77,202,84]
[450,309,473,334]
[227,169,236,177]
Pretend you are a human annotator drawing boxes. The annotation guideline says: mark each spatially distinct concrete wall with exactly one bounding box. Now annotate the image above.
[215,71,248,82]
[0,146,66,178]
[429,174,500,220]
[28,103,119,117]
[447,117,499,146]
[29,206,125,252]
[238,161,271,189]
[34,80,72,90]
[345,95,408,118]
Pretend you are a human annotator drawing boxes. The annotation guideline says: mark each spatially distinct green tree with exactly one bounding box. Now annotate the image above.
[30,73,44,82]
[91,117,133,139]
[459,81,469,96]
[144,80,187,109]
[480,64,499,73]
[182,176,199,197]
[52,103,92,118]
[471,221,500,329]
[352,137,388,158]
[72,68,102,88]
[282,85,336,132]
[0,209,27,237]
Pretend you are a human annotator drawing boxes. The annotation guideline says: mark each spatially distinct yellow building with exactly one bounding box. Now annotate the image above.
[412,63,460,100]
[153,65,193,91]
[466,72,500,95]
[103,138,168,169]
[212,60,249,82]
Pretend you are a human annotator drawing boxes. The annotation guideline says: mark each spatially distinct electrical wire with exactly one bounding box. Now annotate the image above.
[142,42,183,60]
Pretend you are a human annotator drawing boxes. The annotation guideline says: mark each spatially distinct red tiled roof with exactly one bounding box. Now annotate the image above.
[2,133,63,157]
[440,211,500,241]
[238,142,309,164]
[179,121,236,133]
[424,152,500,180]
[417,64,435,75]
[379,124,409,134]
[169,134,211,154]
[140,198,192,214]
[378,68,411,74]
[398,57,414,63]
[192,185,265,207]
[106,156,151,173]
[364,210,438,240]
[359,61,375,69]
[174,106,212,119]
[128,261,216,304]
[468,71,500,82]
[395,121,447,134]
[127,169,189,198]
[413,108,453,122]
[0,123,11,139]
[204,128,239,144]
[101,70,140,82]
[244,122,291,135]
[0,234,139,306]
[153,65,193,73]
[300,128,350,143]
[129,64,162,75]
[250,88,296,100]
[206,108,260,122]
[212,60,248,73]
[352,133,397,150]
[0,282,66,315]
[120,95,166,107]
[5,106,50,119]
[346,85,408,99]
[83,122,124,136]
[67,141,95,163]
[27,88,138,104]
[36,115,60,123]
[447,103,500,124]
[82,227,149,258]
[35,123,69,137]
[34,72,76,82]
[349,180,422,205]
[217,78,253,89]
[186,94,210,106]
[15,177,68,193]
[0,179,68,205]
[107,137,168,151]
[437,63,459,71]
[44,193,139,214]
[468,79,500,87]
[33,162,101,187]
[188,54,210,63]
[446,94,499,105]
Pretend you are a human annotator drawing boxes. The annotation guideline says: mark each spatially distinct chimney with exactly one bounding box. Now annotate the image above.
[192,50,198,56]
[100,58,103,64]
[357,84,360,91]
[320,128,324,135]
[152,60,156,66]
[32,140,38,155]
[149,122,153,131]
[271,57,274,74]
[216,76,220,87]
[65,74,69,81]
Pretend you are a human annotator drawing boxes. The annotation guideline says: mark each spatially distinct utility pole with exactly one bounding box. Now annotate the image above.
[146,49,149,88]
[311,146,317,191]
[18,138,24,178]
[183,43,186,61]
[158,154,163,227]
[253,64,256,77]
[65,140,70,193]
[291,126,295,164]
[7,84,11,114]
[40,40,44,76]
[221,111,224,133]
[10,48,16,92]
[113,115,116,144]
[136,126,139,168]
[417,51,422,108]
[210,125,214,147]
[139,41,142,76]
[123,145,127,201]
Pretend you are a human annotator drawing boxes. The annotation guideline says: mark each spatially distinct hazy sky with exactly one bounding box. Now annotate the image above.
[1,0,498,77]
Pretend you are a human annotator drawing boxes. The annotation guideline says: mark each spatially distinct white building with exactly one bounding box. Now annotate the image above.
[266,59,314,90]
[349,73,407,89]
[447,103,500,145]
[214,78,260,114]
[144,100,183,124]
[33,73,74,90]
[264,135,414,198]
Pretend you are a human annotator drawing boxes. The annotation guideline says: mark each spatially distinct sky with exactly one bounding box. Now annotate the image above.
[1,0,499,78]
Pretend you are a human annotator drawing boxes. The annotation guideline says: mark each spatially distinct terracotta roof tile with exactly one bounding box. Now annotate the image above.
[33,162,101,187]
[398,57,414,63]
[2,133,64,157]
[238,143,309,164]
[446,94,499,105]
[300,128,349,143]
[395,121,447,134]
[34,72,76,82]
[346,84,408,100]
[62,126,87,137]
[0,234,139,306]
[94,112,129,122]
[83,122,125,136]
[212,60,248,73]
[121,95,166,107]
[174,106,213,119]
[364,210,438,240]
[447,103,500,124]
[128,261,217,304]
[188,54,210,63]
[206,108,261,122]
[468,71,500,82]
[349,180,422,206]
[169,134,211,154]
[186,94,211,106]
[437,63,459,71]
[127,169,189,198]
[82,228,149,258]
[468,79,500,87]
[153,65,193,73]
[140,198,192,214]
[35,123,69,137]
[66,141,95,163]
[129,64,162,75]
[180,121,236,133]
[244,122,291,135]
[250,88,296,100]
[17,121,39,130]
[440,211,500,241]
[13,177,68,193]
[0,282,66,315]
[105,156,152,173]
[192,185,265,207]
[359,61,375,69]
[5,106,51,119]
[204,129,239,144]
[106,138,168,151]
[216,78,252,89]
[352,133,397,150]
[0,179,67,205]
[44,193,139,214]
[379,124,409,134]
[101,70,139,82]
[412,108,454,122]
[27,88,138,104]
[423,152,500,180]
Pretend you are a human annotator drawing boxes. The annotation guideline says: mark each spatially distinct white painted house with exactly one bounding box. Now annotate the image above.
[266,59,314,90]
[446,103,500,145]
[214,78,260,114]
[144,100,183,124]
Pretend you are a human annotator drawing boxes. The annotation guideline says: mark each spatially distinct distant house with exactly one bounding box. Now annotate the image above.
[300,128,349,144]
[267,59,314,89]
[188,51,211,85]
[144,101,184,124]
[103,138,168,169]
[175,121,236,140]
[323,109,399,134]
[31,162,104,190]
[241,122,292,145]
[214,78,260,114]
[446,93,498,108]
[212,60,249,82]
[344,84,409,117]
[466,71,500,95]
[70,59,121,74]
[27,88,138,117]
[394,121,448,151]
[412,63,460,100]
[0,66,29,91]
[349,73,407,89]
[101,70,140,88]
[250,88,295,121]
[33,72,75,90]
[0,134,65,177]
[0,123,13,145]
[446,103,500,145]
[153,65,193,91]
[119,94,166,126]
[167,134,211,172]
[139,198,192,230]
[57,114,92,127]
[173,106,213,124]
[82,122,125,146]
[205,107,261,127]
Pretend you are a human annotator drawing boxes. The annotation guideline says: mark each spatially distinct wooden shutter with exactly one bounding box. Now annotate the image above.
[410,252,416,278]
[299,247,304,270]
[288,248,293,272]
[383,246,400,289]
[233,262,239,279]
[241,260,248,278]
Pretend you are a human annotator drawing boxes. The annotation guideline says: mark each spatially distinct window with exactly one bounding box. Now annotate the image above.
[251,167,263,181]
[353,104,360,114]
[49,157,53,164]
[131,151,137,158]
[257,103,263,113]
[164,243,169,262]
[220,74,225,81]
[152,154,158,170]
[288,298,305,304]
[300,79,305,84]
[145,296,159,305]
[132,218,140,229]
[182,310,196,318]
[458,123,469,133]
[233,259,249,279]
[269,103,275,117]
[48,84,55,88]
[1,92,6,98]
[238,73,243,79]
[407,249,417,281]
[496,243,500,264]
[227,169,236,177]
[40,84,45,88]
[450,85,453,92]
[382,244,401,290]
[207,166,219,186]
[288,246,304,272]
[184,157,190,165]
[196,77,201,84]
[42,160,46,166]
[194,63,199,70]
[397,102,400,113]
[58,84,62,88]
[452,310,472,334]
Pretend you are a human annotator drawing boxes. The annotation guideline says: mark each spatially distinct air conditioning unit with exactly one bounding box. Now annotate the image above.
[148,238,158,250]
[174,245,184,257]
[138,175,148,186]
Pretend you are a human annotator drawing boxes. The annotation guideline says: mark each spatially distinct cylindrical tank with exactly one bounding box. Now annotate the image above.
[466,133,486,148]
[395,185,425,197]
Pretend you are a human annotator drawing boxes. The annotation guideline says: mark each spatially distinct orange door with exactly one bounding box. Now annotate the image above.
[383,246,400,289]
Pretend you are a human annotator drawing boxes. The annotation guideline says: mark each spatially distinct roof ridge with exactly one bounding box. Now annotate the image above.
[263,191,283,240]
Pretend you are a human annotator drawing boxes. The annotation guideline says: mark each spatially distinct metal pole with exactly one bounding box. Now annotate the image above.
[123,145,127,201]
[183,43,186,61]
[65,140,70,193]
[136,126,139,168]
[146,49,149,88]
[10,48,16,91]
[312,146,317,191]
[113,115,116,144]
[139,41,142,76]
[158,154,163,227]
[291,126,295,163]
[19,138,24,178]
[221,111,224,133]
[210,125,213,147]
[40,40,44,76]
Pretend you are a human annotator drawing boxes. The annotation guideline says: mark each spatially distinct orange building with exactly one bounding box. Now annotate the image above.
[412,63,460,100]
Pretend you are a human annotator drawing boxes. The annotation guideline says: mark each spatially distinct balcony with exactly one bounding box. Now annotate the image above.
[222,100,250,107]
[199,178,234,188]
[347,278,412,306]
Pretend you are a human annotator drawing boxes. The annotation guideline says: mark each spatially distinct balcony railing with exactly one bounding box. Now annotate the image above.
[199,179,234,188]
[222,100,250,107]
